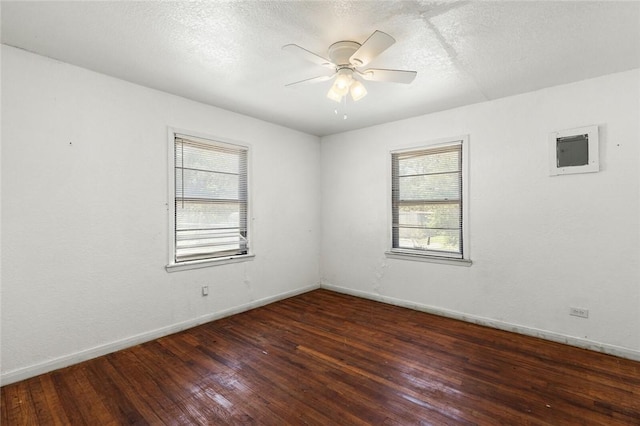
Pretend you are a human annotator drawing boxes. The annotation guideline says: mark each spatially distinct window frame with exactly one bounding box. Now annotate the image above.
[166,128,254,272]
[386,135,471,266]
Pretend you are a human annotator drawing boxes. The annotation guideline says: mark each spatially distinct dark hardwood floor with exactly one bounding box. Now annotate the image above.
[2,289,639,425]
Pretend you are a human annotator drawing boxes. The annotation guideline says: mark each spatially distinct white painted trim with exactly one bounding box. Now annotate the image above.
[165,253,255,272]
[385,251,472,266]
[0,284,320,386]
[321,282,640,363]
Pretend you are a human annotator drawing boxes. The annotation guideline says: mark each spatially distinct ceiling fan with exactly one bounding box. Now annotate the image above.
[283,30,417,103]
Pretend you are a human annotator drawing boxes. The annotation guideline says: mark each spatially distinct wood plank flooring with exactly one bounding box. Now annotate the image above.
[2,289,639,425]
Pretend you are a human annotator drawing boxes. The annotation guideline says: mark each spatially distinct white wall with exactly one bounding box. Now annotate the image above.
[321,69,640,359]
[2,44,639,386]
[1,45,321,383]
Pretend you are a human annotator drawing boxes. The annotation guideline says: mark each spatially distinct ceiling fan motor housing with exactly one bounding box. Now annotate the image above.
[328,41,361,66]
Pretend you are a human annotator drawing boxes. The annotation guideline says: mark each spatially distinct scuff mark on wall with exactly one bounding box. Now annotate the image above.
[243,264,254,302]
[372,257,389,295]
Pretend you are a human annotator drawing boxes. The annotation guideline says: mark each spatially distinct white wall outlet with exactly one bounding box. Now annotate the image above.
[202,285,209,296]
[569,307,589,318]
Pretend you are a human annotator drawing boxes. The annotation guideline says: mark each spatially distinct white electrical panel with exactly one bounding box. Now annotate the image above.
[549,125,599,176]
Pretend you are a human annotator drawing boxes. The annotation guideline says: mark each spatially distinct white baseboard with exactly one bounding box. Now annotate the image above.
[5,281,637,386]
[321,283,640,362]
[1,284,320,386]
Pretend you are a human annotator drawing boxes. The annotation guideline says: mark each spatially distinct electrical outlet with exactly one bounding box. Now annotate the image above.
[202,286,209,296]
[569,307,589,318]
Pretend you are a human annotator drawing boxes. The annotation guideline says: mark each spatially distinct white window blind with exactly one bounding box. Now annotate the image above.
[392,142,463,259]
[174,135,248,263]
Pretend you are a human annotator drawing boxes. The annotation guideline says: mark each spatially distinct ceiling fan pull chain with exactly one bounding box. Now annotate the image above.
[343,95,348,120]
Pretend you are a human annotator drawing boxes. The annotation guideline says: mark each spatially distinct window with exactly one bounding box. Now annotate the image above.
[390,137,469,263]
[168,131,250,268]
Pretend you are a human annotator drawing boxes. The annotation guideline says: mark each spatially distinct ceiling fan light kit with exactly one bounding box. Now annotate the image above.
[326,67,367,102]
[349,80,367,101]
[333,68,353,93]
[327,86,344,103]
[283,30,417,106]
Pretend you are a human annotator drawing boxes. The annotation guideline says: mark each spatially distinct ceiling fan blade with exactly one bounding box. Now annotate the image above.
[349,30,395,67]
[285,74,335,87]
[282,44,335,68]
[360,68,417,84]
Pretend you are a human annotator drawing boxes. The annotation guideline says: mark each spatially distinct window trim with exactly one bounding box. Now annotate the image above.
[386,135,471,265]
[165,127,253,271]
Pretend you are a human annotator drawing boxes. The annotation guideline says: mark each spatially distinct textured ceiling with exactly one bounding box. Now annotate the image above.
[2,1,639,136]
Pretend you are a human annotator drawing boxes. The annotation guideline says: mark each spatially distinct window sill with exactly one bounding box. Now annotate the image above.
[385,251,472,267]
[165,254,255,272]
